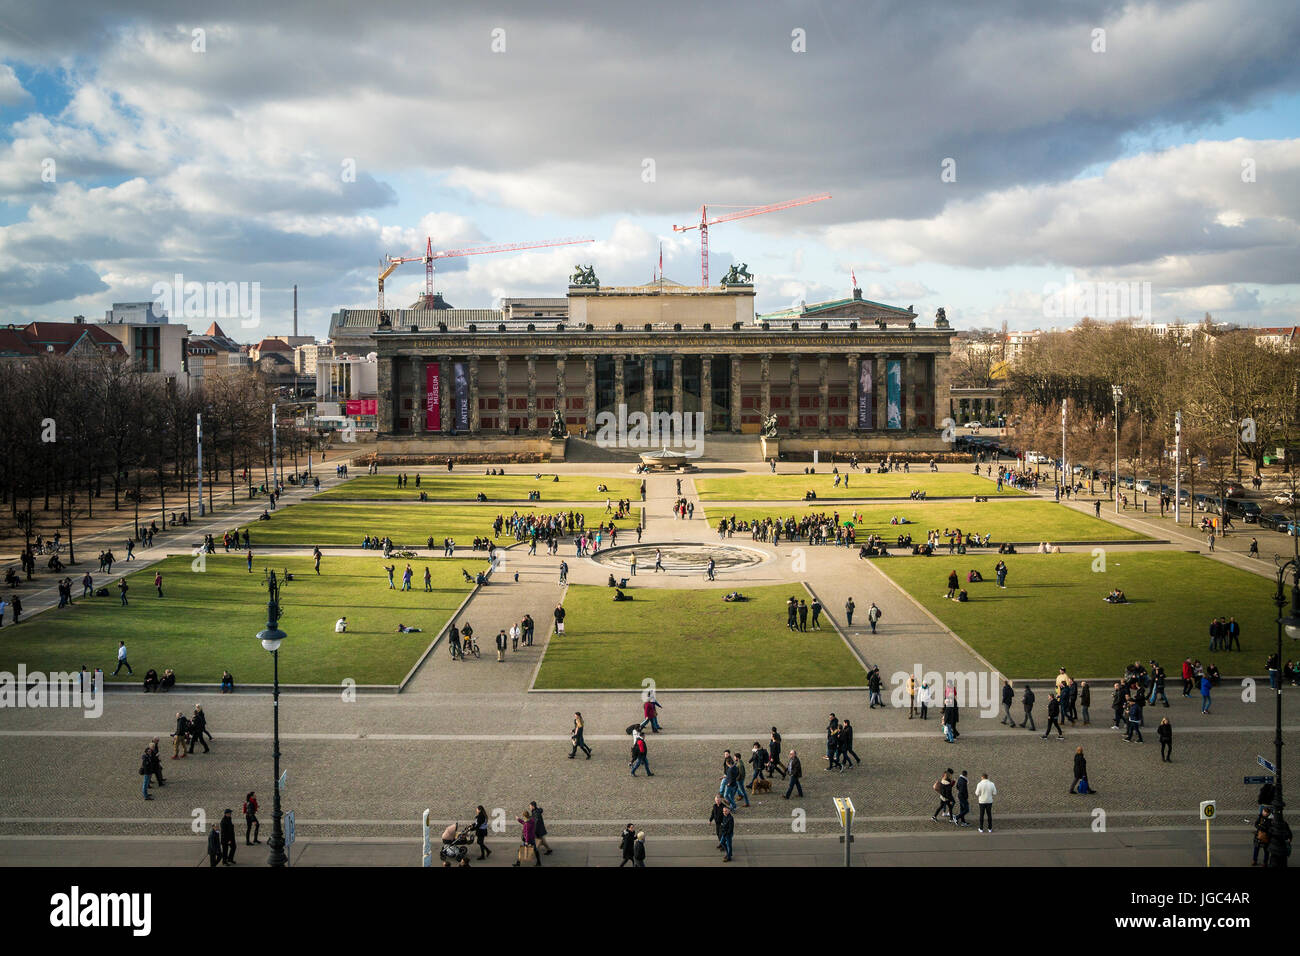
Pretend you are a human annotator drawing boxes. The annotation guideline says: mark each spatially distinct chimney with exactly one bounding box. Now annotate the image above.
[293,285,298,338]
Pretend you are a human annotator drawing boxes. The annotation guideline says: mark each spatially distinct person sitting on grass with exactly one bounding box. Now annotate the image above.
[613,588,632,602]
[955,589,969,602]
[258,510,271,521]
[967,569,983,583]
[335,617,348,633]
[1104,589,1128,604]
[723,592,747,602]
[462,568,474,583]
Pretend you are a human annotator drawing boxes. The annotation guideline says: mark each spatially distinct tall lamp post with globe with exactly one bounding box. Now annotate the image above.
[258,568,289,868]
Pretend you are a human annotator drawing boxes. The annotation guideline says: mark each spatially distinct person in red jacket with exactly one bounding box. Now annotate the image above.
[513,809,541,867]
[1181,658,1193,697]
[639,695,663,733]
[243,791,260,845]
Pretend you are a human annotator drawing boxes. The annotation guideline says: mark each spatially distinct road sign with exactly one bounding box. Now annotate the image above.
[285,810,295,846]
[1199,800,1216,821]
[1258,755,1278,774]
[833,797,855,828]
[1244,776,1275,785]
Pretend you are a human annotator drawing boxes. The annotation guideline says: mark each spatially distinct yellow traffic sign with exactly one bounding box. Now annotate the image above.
[833,797,855,828]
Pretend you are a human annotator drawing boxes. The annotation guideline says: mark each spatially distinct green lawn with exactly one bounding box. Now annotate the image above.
[694,472,1025,500]
[1,556,473,685]
[703,501,1146,543]
[316,473,640,502]
[874,552,1275,678]
[534,584,868,689]
[248,502,641,547]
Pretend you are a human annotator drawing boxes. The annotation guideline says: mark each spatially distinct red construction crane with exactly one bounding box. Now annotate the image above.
[378,235,595,310]
[673,193,831,286]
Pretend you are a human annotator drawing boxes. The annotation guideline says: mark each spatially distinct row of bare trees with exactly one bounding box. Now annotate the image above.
[0,355,315,565]
[1006,320,1300,508]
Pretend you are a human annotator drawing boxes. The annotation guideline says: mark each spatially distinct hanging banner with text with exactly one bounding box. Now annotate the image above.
[857,359,873,430]
[886,359,902,430]
[453,362,469,431]
[425,361,441,432]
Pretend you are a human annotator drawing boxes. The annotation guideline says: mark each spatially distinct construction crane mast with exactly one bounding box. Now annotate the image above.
[672,193,830,286]
[377,236,594,310]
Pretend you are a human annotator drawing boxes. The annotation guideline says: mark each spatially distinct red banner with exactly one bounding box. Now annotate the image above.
[345,399,377,417]
[425,361,441,431]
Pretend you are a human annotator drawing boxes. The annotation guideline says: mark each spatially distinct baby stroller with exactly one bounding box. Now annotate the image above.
[440,823,474,867]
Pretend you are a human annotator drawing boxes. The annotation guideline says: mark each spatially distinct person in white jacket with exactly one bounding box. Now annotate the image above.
[974,773,997,832]
[918,681,932,720]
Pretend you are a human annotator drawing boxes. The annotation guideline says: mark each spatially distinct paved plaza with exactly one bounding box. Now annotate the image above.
[0,459,1294,867]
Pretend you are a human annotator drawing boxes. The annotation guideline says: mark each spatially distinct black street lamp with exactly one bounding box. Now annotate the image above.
[1268,551,1300,867]
[258,568,289,868]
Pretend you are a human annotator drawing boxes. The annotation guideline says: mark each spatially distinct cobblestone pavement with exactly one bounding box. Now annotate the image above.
[1,459,1293,865]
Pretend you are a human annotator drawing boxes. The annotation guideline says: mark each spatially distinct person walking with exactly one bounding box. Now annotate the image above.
[1200,673,1213,714]
[569,711,592,759]
[474,805,492,859]
[719,806,736,862]
[619,824,637,867]
[207,824,222,867]
[113,641,133,676]
[867,602,881,633]
[840,719,861,767]
[633,830,646,866]
[931,769,956,823]
[139,742,155,800]
[653,548,664,572]
[709,795,727,850]
[954,770,972,827]
[154,571,163,598]
[768,728,787,778]
[244,792,260,844]
[629,728,652,776]
[1157,717,1173,762]
[783,750,803,798]
[639,695,663,733]
[1020,684,1036,731]
[810,597,822,630]
[495,629,507,663]
[844,597,855,626]
[188,705,211,754]
[975,773,997,833]
[919,680,932,720]
[1123,695,1145,742]
[1042,692,1065,739]
[313,546,322,575]
[220,809,237,865]
[999,680,1016,726]
[148,739,164,790]
[512,810,541,867]
[117,579,129,606]
[1070,746,1093,795]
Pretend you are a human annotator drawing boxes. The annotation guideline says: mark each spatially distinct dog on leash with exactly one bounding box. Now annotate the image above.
[750,777,773,794]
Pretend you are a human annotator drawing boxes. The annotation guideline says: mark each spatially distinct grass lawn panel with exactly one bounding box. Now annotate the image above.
[316,474,641,502]
[533,583,868,689]
[2,556,472,685]
[873,551,1275,679]
[703,501,1144,543]
[694,472,1025,500]
[249,502,640,547]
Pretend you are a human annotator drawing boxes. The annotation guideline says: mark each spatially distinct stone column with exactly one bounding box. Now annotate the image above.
[584,356,597,431]
[497,354,509,434]
[441,356,452,434]
[469,356,480,432]
[643,354,654,415]
[700,354,713,433]
[526,355,538,432]
[933,349,953,433]
[875,353,888,430]
[729,354,742,434]
[671,353,684,417]
[818,354,829,433]
[789,353,801,432]
[377,356,394,434]
[904,352,917,432]
[555,354,567,427]
[759,353,772,421]
[614,354,625,410]
[411,355,425,435]
[846,354,859,431]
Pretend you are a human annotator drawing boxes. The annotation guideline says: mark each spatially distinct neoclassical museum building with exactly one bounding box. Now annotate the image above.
[327,277,955,457]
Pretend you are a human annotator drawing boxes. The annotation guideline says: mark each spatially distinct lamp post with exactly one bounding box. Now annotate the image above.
[258,568,288,868]
[1269,541,1300,867]
[1112,386,1123,514]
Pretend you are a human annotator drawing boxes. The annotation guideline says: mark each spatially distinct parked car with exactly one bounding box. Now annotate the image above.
[1025,451,1050,464]
[1227,500,1262,521]
[966,421,983,429]
[1223,482,1246,498]
[1135,479,1152,494]
[1259,512,1288,531]
[1273,491,1297,506]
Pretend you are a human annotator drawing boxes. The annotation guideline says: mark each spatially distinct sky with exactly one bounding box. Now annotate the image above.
[0,0,1298,339]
